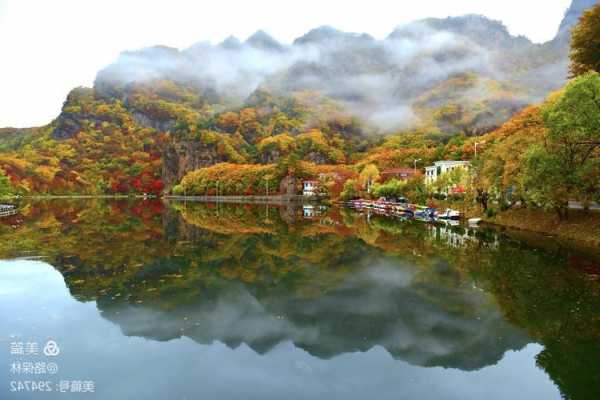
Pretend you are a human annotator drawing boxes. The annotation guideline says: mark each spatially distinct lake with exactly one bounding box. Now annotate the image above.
[1,199,599,400]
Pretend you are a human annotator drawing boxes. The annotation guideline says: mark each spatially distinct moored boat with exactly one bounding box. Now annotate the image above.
[415,207,436,220]
[435,209,461,220]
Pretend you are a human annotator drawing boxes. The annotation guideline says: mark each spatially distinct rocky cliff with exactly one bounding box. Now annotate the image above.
[162,140,231,191]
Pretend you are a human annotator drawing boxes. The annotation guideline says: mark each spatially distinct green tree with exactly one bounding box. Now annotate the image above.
[431,167,469,196]
[0,169,13,197]
[523,72,600,218]
[569,4,600,77]
[522,145,570,218]
[404,175,428,204]
[373,179,406,199]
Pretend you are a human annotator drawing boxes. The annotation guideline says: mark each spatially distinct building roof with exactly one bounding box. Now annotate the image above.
[433,160,470,166]
[382,168,416,175]
[425,161,471,170]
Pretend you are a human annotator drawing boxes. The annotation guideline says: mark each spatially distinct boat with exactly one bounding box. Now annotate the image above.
[437,218,461,227]
[414,207,436,220]
[435,209,461,220]
[468,218,483,226]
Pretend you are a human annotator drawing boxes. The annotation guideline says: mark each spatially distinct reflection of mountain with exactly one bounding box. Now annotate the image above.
[98,258,528,371]
[46,202,527,370]
[2,200,600,389]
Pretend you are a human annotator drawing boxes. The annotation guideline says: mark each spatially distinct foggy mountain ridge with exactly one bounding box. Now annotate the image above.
[558,0,599,33]
[93,0,600,134]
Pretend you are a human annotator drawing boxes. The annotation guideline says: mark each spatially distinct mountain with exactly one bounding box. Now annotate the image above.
[246,30,285,52]
[92,11,575,133]
[0,0,598,195]
[558,0,599,34]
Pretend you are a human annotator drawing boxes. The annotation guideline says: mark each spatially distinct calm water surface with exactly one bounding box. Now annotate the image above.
[1,200,599,399]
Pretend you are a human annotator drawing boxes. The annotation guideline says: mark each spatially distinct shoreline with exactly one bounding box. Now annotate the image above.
[164,194,311,204]
[6,195,600,248]
[12,195,155,199]
[481,208,600,249]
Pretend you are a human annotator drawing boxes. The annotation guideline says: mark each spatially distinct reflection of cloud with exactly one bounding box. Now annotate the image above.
[0,259,558,400]
[100,259,528,371]
[0,259,66,297]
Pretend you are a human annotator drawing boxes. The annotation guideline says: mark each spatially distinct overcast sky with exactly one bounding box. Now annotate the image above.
[0,0,572,128]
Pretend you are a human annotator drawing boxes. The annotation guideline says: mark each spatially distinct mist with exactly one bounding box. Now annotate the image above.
[94,16,571,132]
[99,257,528,370]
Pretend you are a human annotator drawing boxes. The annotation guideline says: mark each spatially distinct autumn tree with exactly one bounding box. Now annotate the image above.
[275,154,309,179]
[359,164,380,195]
[569,4,600,77]
[217,112,240,134]
[474,106,546,206]
[239,108,263,143]
[340,179,360,200]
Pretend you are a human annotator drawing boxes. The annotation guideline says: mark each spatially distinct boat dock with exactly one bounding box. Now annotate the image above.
[344,199,461,223]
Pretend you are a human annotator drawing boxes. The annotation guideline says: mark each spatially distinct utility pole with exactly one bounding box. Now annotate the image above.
[266,177,269,197]
[475,141,485,158]
[216,180,220,217]
[414,158,422,173]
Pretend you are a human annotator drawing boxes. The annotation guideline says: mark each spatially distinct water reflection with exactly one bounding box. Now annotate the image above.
[1,199,599,399]
[98,259,528,370]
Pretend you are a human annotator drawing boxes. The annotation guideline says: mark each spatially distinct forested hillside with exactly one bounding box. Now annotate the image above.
[0,0,597,197]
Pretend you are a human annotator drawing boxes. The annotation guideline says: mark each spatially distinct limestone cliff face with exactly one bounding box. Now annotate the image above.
[132,112,176,133]
[162,140,228,192]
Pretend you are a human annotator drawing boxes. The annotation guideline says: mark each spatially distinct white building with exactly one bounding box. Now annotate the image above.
[303,180,318,197]
[424,161,470,185]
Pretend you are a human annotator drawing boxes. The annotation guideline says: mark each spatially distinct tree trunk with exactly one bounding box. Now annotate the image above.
[477,189,488,211]
[555,203,569,221]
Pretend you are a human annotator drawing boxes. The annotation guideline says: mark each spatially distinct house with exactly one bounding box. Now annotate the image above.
[302,180,319,197]
[381,168,417,182]
[424,161,470,185]
[303,204,326,218]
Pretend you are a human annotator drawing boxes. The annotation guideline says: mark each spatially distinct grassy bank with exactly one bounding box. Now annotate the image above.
[484,208,600,248]
[427,199,600,248]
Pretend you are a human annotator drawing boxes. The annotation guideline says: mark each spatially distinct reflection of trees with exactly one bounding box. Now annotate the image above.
[474,244,600,400]
[2,200,599,386]
[537,339,600,400]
